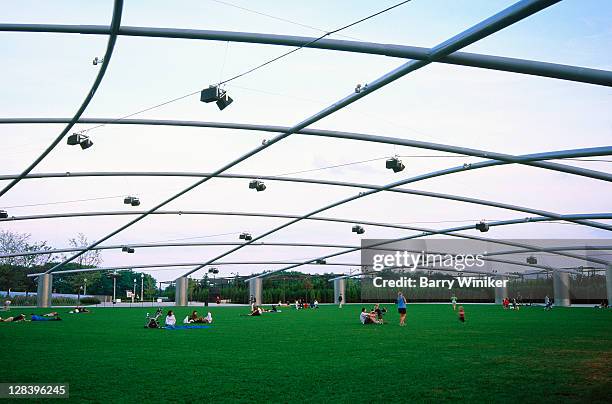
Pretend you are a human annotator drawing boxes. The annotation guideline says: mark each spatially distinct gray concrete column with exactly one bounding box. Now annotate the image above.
[37,274,53,308]
[248,277,263,305]
[334,278,346,305]
[606,265,612,305]
[553,270,571,307]
[494,277,507,305]
[175,277,188,306]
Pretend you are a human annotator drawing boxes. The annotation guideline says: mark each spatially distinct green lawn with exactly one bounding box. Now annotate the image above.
[1,304,610,403]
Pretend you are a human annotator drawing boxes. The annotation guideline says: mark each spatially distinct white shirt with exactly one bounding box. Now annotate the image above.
[360,312,368,324]
[205,312,213,323]
[165,314,176,326]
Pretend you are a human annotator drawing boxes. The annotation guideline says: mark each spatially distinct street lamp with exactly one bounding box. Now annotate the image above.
[83,278,87,296]
[140,273,144,303]
[132,279,136,304]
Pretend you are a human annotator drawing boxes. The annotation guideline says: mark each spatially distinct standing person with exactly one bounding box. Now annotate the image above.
[451,294,458,311]
[338,294,343,309]
[397,292,407,326]
[544,297,553,311]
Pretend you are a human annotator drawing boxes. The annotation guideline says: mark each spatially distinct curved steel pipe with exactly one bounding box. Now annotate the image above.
[43,1,556,275]
[0,241,358,259]
[3,208,611,264]
[246,213,612,280]
[2,118,610,183]
[0,1,124,199]
[2,16,611,86]
[1,238,564,274]
[27,261,518,279]
[488,245,612,256]
[1,169,611,233]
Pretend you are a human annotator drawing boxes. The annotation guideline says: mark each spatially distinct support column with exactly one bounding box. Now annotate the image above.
[334,278,346,305]
[606,265,612,305]
[37,274,53,308]
[553,270,571,307]
[248,277,263,305]
[175,277,188,306]
[494,276,507,305]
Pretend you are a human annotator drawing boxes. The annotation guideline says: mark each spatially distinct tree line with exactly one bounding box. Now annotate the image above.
[0,230,156,298]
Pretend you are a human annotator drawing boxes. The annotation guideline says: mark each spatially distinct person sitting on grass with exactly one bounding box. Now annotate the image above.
[313,299,319,309]
[458,306,465,323]
[203,312,213,323]
[189,311,213,323]
[0,314,26,322]
[189,310,205,323]
[249,306,262,316]
[165,310,176,328]
[373,304,387,323]
[359,308,380,325]
[2,299,11,311]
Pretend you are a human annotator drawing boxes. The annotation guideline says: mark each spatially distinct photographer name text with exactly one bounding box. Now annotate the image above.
[372,276,508,289]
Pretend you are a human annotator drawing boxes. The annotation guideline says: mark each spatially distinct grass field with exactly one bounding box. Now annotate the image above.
[1,304,611,403]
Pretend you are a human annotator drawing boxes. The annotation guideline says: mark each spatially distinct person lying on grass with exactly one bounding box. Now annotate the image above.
[0,314,26,322]
[31,314,61,321]
[359,308,380,325]
[42,311,58,317]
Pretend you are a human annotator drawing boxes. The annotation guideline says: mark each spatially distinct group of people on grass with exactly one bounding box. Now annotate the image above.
[360,292,466,326]
[294,299,319,310]
[248,304,281,316]
[0,305,93,323]
[163,310,213,328]
[359,304,387,324]
[0,311,62,322]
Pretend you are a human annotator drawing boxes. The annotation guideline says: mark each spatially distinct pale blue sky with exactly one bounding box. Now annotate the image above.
[1,1,611,281]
